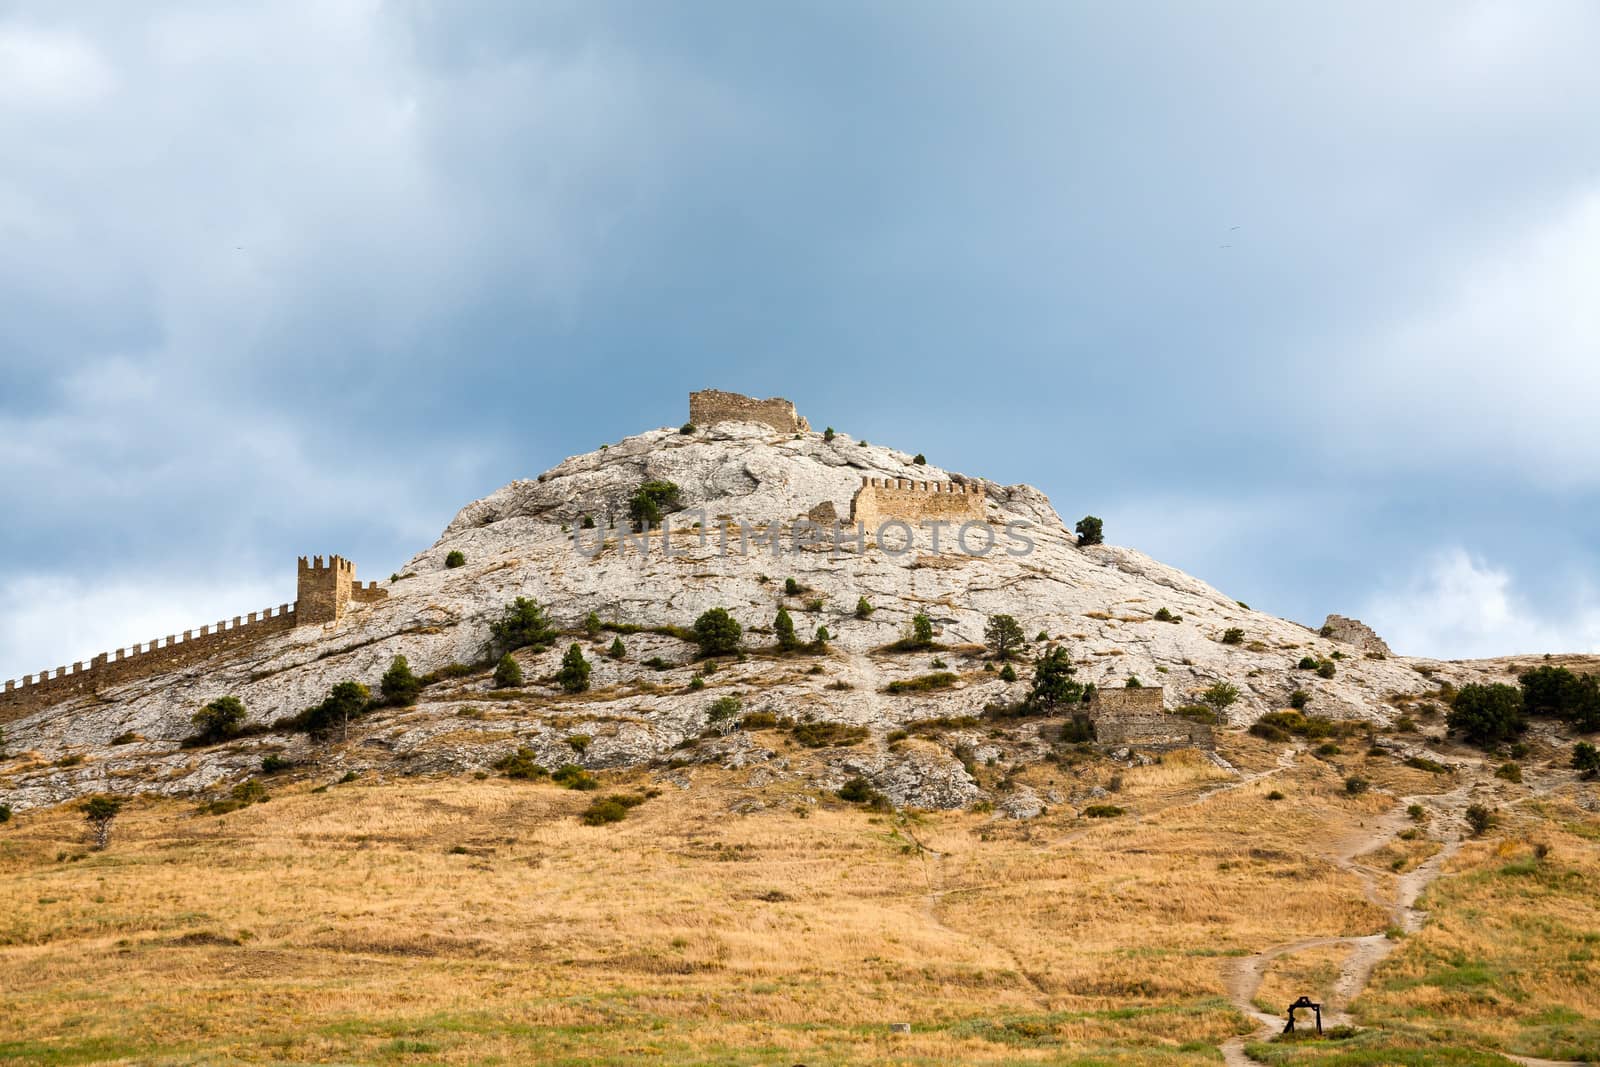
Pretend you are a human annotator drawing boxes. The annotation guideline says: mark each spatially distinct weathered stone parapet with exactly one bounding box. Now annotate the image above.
[1088,686,1213,749]
[688,389,809,433]
[848,476,987,531]
[1319,614,1391,656]
[0,554,387,723]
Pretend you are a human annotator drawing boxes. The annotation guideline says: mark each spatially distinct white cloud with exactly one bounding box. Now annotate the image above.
[0,24,113,108]
[1362,547,1600,659]
[0,572,283,682]
[1317,185,1600,487]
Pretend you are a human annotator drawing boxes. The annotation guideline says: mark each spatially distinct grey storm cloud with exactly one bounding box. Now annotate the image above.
[3,0,1600,675]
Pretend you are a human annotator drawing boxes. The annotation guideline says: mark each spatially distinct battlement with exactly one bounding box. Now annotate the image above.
[848,476,987,530]
[688,389,810,433]
[0,554,386,723]
[1087,686,1213,750]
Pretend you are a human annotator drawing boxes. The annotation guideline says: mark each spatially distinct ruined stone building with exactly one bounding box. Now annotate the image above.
[0,555,385,721]
[848,477,988,531]
[1088,686,1213,749]
[688,389,810,433]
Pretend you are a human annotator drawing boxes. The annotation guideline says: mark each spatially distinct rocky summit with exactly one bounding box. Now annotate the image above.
[1,408,1495,812]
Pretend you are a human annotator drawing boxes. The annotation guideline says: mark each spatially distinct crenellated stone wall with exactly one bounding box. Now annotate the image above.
[0,555,387,723]
[848,476,987,530]
[689,389,810,433]
[1088,686,1213,749]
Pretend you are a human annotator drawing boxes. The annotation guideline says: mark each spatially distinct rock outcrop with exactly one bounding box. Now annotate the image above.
[1320,614,1393,656]
[0,409,1484,814]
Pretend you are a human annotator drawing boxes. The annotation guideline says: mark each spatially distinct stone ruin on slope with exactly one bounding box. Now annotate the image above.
[1319,614,1391,656]
[1088,686,1214,750]
[0,555,386,722]
[688,389,809,433]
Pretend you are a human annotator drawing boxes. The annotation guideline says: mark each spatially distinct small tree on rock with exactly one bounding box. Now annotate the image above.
[1572,741,1600,779]
[584,611,603,637]
[1075,516,1104,546]
[608,636,627,660]
[1025,646,1084,714]
[628,480,683,529]
[775,606,799,651]
[693,608,742,657]
[305,681,372,742]
[489,597,558,655]
[444,550,466,569]
[1200,682,1240,715]
[81,794,123,851]
[380,655,422,707]
[190,696,246,745]
[984,614,1026,660]
[855,597,874,619]
[494,654,523,688]
[908,613,935,648]
[557,644,591,694]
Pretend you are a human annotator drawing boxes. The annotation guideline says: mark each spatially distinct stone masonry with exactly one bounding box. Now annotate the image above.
[1088,686,1213,749]
[0,555,386,722]
[689,389,810,433]
[1320,615,1392,656]
[848,477,987,531]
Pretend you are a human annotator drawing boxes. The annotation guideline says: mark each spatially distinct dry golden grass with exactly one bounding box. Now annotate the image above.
[0,739,1593,1065]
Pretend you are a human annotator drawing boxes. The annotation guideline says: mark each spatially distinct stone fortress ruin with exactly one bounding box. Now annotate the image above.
[1088,686,1214,750]
[689,389,809,434]
[0,556,385,721]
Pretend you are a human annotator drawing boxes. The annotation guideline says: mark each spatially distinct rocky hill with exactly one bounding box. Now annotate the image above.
[0,413,1503,813]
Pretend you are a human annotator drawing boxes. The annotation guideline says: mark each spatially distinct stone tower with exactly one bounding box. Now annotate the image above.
[297,555,354,624]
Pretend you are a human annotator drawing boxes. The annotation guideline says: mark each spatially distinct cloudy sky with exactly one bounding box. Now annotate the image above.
[3,1,1599,677]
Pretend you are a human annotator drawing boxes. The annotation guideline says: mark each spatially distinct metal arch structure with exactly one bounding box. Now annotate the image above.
[1284,995,1323,1035]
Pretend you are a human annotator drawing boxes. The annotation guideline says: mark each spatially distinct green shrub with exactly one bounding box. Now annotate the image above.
[1125,675,1142,689]
[203,778,269,816]
[692,608,742,656]
[1316,742,1342,757]
[557,644,591,694]
[489,597,558,654]
[812,626,831,650]
[1316,661,1337,679]
[688,675,706,692]
[740,711,778,729]
[1221,628,1244,646]
[1574,741,1600,778]
[608,637,626,660]
[493,653,523,688]
[1404,756,1450,774]
[291,681,372,740]
[791,722,869,747]
[1153,607,1178,623]
[775,606,799,651]
[110,731,138,745]
[885,672,958,694]
[784,577,801,596]
[999,663,1017,683]
[494,747,547,779]
[855,597,873,619]
[381,655,423,707]
[420,662,475,685]
[1465,803,1494,836]
[581,514,596,529]
[824,427,835,441]
[583,611,603,637]
[260,754,291,773]
[81,795,123,850]
[628,479,683,528]
[984,614,1026,660]
[1296,656,1318,670]
[552,764,599,790]
[679,422,696,435]
[189,696,247,745]
[643,656,671,671]
[1495,762,1523,783]
[1265,790,1285,801]
[1084,804,1124,818]
[581,793,647,825]
[1344,776,1370,795]
[1075,516,1104,546]
[1519,664,1600,731]
[1288,689,1310,710]
[444,550,466,569]
[837,776,877,803]
[1448,683,1526,747]
[706,695,743,724]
